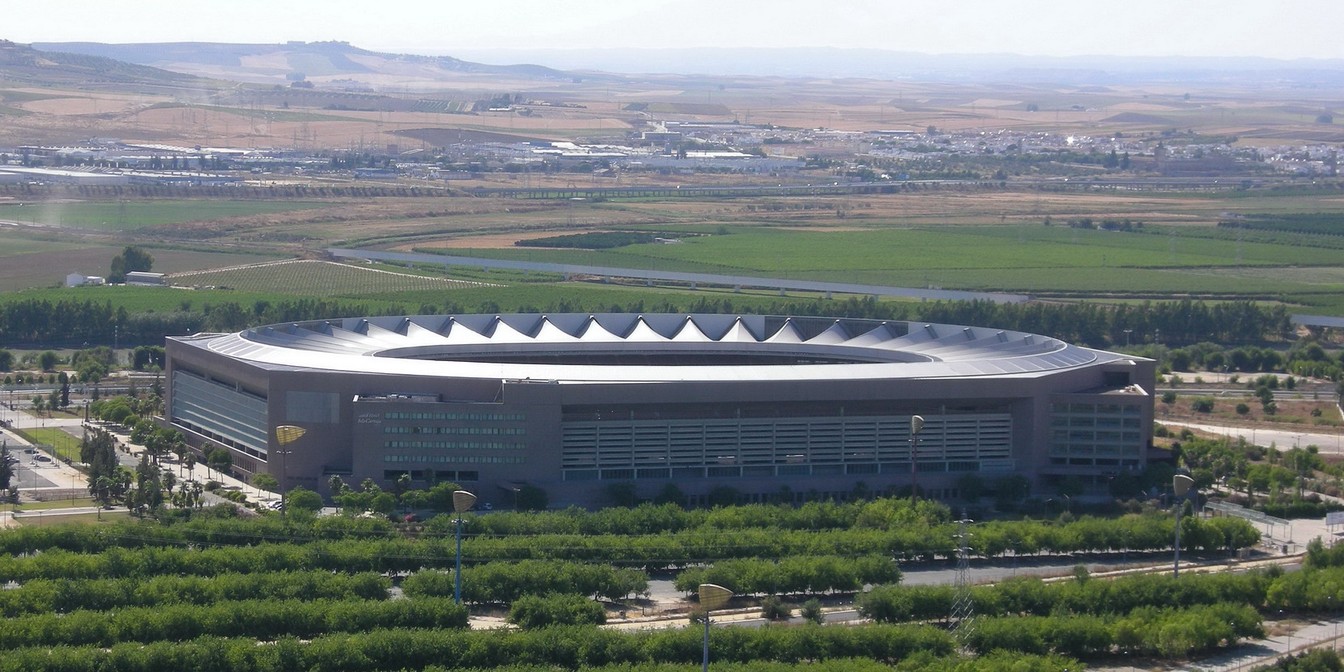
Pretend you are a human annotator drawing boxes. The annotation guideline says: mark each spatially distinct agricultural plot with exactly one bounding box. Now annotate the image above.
[169,259,494,296]
[0,200,330,231]
[427,224,1344,305]
[0,230,93,257]
[0,245,279,293]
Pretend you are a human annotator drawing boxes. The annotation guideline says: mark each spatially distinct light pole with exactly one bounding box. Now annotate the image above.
[274,425,306,513]
[452,489,477,605]
[1173,474,1195,577]
[699,583,733,672]
[910,415,925,502]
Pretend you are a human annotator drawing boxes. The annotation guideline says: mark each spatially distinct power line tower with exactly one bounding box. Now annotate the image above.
[951,511,977,647]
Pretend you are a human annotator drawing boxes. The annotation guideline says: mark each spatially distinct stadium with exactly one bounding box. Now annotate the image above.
[164,313,1155,508]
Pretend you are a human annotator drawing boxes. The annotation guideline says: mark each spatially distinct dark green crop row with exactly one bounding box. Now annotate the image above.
[0,570,390,617]
[0,624,954,672]
[0,514,1260,582]
[0,597,467,649]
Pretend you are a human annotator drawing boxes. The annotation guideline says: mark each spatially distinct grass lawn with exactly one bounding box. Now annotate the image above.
[15,511,128,526]
[18,427,82,462]
[15,497,97,511]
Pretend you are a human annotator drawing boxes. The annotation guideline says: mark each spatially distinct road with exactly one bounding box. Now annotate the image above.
[328,248,1030,304]
[1164,420,1344,455]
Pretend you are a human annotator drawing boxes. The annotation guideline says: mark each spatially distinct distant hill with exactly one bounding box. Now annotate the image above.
[0,39,200,88]
[449,46,1344,84]
[31,40,575,86]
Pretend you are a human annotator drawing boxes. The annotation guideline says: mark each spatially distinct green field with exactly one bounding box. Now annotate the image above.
[0,200,329,231]
[15,511,128,526]
[0,230,96,257]
[16,497,96,511]
[170,260,492,296]
[19,427,82,462]
[414,224,1344,310]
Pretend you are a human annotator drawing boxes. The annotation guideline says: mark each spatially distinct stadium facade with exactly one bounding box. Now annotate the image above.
[164,313,1155,508]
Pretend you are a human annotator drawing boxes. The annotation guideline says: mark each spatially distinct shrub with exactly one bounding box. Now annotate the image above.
[760,595,791,621]
[801,598,825,624]
[507,593,606,629]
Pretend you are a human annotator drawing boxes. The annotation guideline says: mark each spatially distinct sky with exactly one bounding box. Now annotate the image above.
[8,0,1344,61]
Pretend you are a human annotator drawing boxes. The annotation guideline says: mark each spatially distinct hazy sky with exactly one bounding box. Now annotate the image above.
[9,0,1343,60]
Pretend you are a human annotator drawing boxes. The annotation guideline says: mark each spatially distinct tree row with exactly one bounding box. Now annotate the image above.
[0,597,467,649]
[0,570,390,617]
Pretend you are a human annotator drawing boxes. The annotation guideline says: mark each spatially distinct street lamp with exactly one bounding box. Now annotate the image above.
[910,415,925,502]
[1173,474,1195,577]
[274,425,306,514]
[452,489,477,605]
[698,583,734,672]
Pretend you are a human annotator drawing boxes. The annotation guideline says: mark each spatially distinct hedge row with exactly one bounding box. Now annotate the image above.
[411,655,1078,672]
[0,507,1260,564]
[970,603,1263,658]
[673,555,900,596]
[0,570,390,617]
[859,570,1274,622]
[402,560,648,603]
[0,597,467,648]
[0,624,955,672]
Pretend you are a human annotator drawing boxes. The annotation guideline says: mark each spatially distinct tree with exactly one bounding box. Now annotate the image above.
[206,446,233,478]
[653,482,685,507]
[285,486,324,513]
[801,598,825,624]
[515,485,548,511]
[253,472,279,493]
[131,346,165,371]
[132,454,164,516]
[0,349,13,371]
[760,595,792,621]
[507,593,605,628]
[329,475,349,497]
[605,482,638,507]
[37,350,59,372]
[0,443,16,490]
[425,481,462,513]
[109,246,154,283]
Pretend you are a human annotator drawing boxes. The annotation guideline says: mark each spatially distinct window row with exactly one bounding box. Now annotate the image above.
[384,440,523,451]
[384,411,525,422]
[563,460,981,481]
[384,426,526,436]
[383,454,524,464]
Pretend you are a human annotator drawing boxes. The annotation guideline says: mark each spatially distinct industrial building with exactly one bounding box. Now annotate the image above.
[164,313,1155,507]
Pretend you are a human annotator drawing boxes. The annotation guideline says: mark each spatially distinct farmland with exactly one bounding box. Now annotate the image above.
[169,259,493,296]
[0,200,329,230]
[1,189,1343,313]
